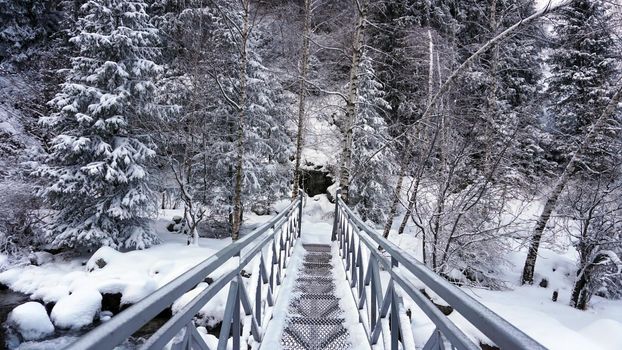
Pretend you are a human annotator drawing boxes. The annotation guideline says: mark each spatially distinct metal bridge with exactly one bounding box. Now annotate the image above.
[66,190,546,350]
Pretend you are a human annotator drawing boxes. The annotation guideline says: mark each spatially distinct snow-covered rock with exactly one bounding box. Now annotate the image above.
[28,252,54,266]
[86,246,119,272]
[7,302,55,341]
[51,288,102,329]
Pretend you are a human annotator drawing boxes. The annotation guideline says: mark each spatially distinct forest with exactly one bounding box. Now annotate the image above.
[0,0,621,348]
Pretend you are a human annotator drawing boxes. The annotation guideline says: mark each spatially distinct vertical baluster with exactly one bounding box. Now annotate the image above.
[256,259,262,327]
[370,260,377,334]
[282,223,289,269]
[340,218,347,256]
[276,227,283,285]
[390,257,400,350]
[338,209,347,249]
[331,189,341,241]
[357,242,364,297]
[233,282,241,350]
[349,231,356,286]
[217,281,239,350]
[297,191,303,237]
[270,238,277,290]
[351,239,359,289]
[345,224,351,270]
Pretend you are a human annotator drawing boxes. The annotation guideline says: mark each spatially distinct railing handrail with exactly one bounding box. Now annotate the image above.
[336,195,546,350]
[67,195,303,350]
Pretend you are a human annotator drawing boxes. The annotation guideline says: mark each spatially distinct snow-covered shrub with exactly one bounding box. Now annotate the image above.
[0,181,45,256]
[560,177,622,309]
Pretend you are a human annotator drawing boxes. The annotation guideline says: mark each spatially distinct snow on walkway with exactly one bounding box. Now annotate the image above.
[260,216,369,350]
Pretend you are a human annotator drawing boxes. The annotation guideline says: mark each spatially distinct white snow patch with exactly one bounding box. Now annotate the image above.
[171,282,230,328]
[580,319,622,350]
[50,288,102,329]
[7,302,55,341]
[0,253,8,270]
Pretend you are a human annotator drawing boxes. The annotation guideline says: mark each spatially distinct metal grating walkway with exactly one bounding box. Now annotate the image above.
[280,244,351,350]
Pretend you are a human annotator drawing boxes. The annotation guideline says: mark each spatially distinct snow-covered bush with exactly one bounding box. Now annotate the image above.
[0,181,45,256]
[560,177,622,309]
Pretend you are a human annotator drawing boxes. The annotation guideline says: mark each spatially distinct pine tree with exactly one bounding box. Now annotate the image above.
[36,0,161,249]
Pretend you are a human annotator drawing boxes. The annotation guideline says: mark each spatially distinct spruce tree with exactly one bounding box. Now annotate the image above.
[547,0,618,173]
[36,0,161,249]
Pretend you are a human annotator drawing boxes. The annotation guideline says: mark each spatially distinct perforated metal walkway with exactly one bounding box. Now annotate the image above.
[280,244,352,350]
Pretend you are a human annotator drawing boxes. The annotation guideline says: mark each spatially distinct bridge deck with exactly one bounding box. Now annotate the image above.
[261,233,369,350]
[281,244,350,350]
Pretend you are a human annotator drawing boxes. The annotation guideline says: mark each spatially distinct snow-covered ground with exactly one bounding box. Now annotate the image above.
[2,194,622,350]
[0,210,274,349]
[390,219,622,350]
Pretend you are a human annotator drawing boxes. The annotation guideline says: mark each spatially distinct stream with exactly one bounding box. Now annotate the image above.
[0,287,170,350]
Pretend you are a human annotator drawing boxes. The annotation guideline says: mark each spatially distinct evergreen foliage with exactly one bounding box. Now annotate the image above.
[547,0,618,173]
[35,0,161,249]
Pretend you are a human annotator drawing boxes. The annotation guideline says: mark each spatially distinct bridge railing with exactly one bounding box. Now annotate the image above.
[332,189,546,350]
[67,191,304,350]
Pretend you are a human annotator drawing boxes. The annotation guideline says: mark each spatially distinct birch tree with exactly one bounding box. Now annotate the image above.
[291,0,311,200]
[338,0,369,204]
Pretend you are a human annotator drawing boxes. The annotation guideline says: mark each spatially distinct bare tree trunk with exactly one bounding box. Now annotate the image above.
[382,152,410,238]
[521,84,622,284]
[396,30,438,237]
[485,0,499,163]
[397,127,440,235]
[231,0,250,241]
[292,0,311,200]
[427,29,434,106]
[338,0,369,204]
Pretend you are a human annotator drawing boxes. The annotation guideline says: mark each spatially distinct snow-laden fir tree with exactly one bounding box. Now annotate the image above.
[243,50,293,207]
[0,0,61,66]
[36,0,161,250]
[547,0,618,173]
[350,53,394,223]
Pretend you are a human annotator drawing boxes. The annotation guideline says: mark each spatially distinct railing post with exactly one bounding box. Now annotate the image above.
[331,188,341,241]
[298,189,304,237]
[391,257,399,350]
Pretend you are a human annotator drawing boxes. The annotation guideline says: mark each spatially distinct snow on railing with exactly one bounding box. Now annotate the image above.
[332,189,546,350]
[66,190,304,350]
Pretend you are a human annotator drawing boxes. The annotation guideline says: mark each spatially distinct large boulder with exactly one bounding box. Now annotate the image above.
[300,166,334,197]
[85,246,119,272]
[7,302,55,341]
[51,288,102,329]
